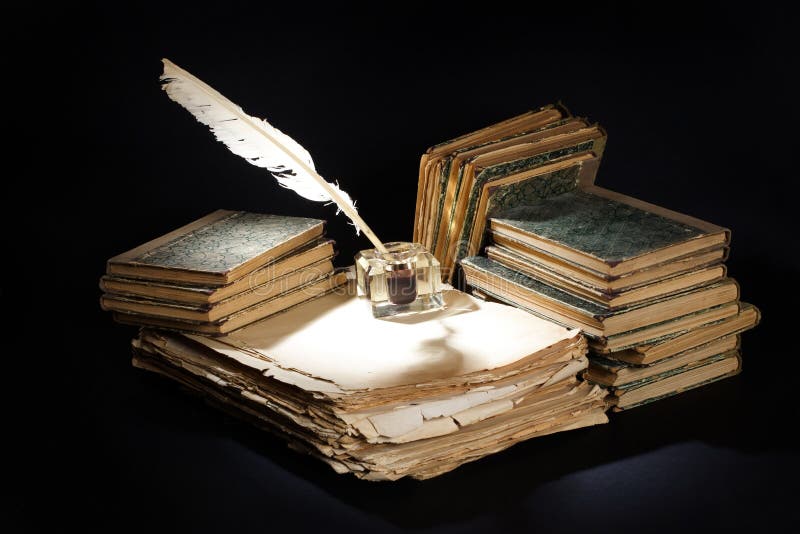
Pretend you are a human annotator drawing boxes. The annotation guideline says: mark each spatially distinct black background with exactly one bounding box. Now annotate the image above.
[10,3,800,532]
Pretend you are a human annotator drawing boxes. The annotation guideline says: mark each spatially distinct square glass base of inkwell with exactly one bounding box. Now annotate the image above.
[355,242,444,318]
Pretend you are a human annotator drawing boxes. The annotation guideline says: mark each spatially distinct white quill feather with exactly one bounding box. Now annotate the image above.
[160,58,386,252]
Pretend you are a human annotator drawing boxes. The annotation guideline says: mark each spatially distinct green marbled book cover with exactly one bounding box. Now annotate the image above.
[108,210,325,285]
[484,165,583,218]
[135,212,322,271]
[451,140,600,267]
[492,190,711,264]
[431,118,577,252]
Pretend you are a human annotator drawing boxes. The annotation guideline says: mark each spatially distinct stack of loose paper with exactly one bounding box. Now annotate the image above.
[100,210,347,335]
[132,288,608,480]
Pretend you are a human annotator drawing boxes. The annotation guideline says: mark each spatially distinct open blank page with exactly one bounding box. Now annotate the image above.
[189,288,579,391]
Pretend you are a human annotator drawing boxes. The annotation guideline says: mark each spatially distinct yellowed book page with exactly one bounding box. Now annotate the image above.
[188,288,579,391]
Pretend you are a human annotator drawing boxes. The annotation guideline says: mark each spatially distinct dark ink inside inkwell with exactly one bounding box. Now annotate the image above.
[355,241,444,318]
[386,262,417,305]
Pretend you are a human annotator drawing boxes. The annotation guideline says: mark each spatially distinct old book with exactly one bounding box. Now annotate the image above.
[106,210,325,286]
[607,303,760,363]
[460,256,739,338]
[427,118,592,257]
[486,244,726,309]
[425,118,588,253]
[489,186,729,277]
[413,106,609,282]
[100,238,335,305]
[489,235,728,293]
[586,335,740,387]
[101,259,334,322]
[131,288,608,480]
[457,153,602,275]
[440,127,606,280]
[464,255,744,352]
[421,116,581,252]
[112,271,348,335]
[414,106,567,245]
[610,350,741,411]
[589,302,742,353]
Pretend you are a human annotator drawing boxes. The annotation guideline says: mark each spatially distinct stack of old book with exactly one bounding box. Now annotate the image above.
[461,186,760,410]
[132,288,608,480]
[415,106,760,411]
[100,210,347,335]
[413,104,606,283]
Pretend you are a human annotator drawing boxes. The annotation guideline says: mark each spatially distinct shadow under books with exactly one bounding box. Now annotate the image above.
[129,365,777,529]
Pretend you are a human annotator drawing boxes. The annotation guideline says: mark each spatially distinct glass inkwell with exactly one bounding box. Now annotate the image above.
[355,242,444,318]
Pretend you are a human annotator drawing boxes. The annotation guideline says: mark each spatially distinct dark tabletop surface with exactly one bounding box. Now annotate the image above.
[10,4,798,532]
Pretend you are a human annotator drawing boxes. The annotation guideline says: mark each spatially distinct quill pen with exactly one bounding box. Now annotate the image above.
[160,58,387,253]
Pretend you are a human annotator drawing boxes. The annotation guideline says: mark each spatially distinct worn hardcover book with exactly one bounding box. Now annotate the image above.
[102,259,334,322]
[489,234,729,293]
[100,238,335,305]
[586,335,740,387]
[413,105,609,283]
[589,302,742,353]
[414,106,568,245]
[460,256,740,338]
[426,118,590,255]
[486,244,726,309]
[428,118,593,258]
[441,128,606,280]
[606,303,760,363]
[456,153,602,276]
[106,210,325,286]
[112,271,348,335]
[609,350,742,411]
[490,186,730,277]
